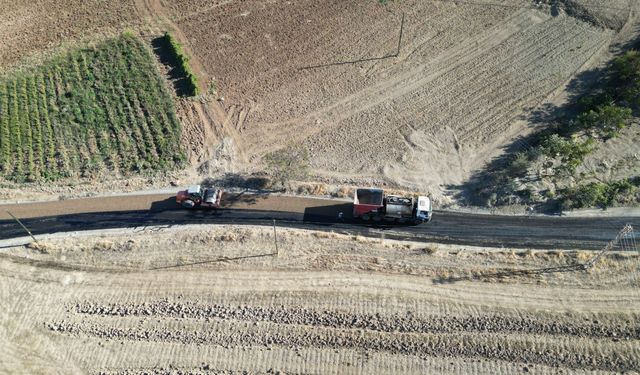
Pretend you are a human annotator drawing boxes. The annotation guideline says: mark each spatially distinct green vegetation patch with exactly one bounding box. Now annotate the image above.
[469,49,640,209]
[162,32,199,96]
[561,178,640,209]
[0,33,184,182]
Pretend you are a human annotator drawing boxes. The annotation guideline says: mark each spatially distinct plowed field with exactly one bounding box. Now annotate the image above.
[162,0,633,199]
[0,0,141,70]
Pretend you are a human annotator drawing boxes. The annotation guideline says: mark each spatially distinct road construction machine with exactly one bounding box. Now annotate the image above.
[176,185,223,209]
[353,188,432,224]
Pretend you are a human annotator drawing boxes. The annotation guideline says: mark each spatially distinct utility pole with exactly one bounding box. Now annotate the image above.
[6,211,39,244]
[272,219,279,257]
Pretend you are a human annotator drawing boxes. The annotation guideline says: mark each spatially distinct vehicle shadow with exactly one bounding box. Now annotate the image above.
[302,203,423,228]
[303,203,354,223]
[220,190,269,207]
[149,197,181,212]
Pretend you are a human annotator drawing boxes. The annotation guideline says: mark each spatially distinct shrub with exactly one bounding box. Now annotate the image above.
[561,178,639,209]
[576,104,632,139]
[576,92,614,113]
[263,144,309,188]
[507,152,530,177]
[612,50,640,105]
[162,32,199,96]
[563,183,608,208]
[541,134,594,174]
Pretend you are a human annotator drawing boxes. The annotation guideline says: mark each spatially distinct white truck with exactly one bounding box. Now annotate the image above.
[353,188,432,224]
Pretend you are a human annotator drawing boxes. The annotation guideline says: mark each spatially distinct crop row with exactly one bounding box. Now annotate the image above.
[0,33,184,182]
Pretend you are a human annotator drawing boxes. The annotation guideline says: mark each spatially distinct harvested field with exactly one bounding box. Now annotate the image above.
[160,0,634,199]
[1,226,639,374]
[0,33,184,182]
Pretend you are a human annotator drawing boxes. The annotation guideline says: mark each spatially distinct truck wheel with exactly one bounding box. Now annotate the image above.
[181,199,195,208]
[361,214,371,221]
[372,215,382,222]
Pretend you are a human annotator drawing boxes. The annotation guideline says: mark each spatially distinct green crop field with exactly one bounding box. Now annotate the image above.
[0,33,184,182]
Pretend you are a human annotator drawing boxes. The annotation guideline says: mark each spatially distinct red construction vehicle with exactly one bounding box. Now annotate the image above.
[176,185,223,209]
[353,188,432,224]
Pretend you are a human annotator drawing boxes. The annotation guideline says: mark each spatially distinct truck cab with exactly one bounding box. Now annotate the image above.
[414,196,432,223]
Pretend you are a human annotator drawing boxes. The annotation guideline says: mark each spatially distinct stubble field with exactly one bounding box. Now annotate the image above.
[1,226,638,374]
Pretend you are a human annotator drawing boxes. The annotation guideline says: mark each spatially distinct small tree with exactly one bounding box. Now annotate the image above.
[263,144,309,189]
[507,151,530,177]
[541,134,594,174]
[613,50,640,105]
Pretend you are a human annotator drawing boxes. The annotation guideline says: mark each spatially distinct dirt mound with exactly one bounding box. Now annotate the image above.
[550,0,631,31]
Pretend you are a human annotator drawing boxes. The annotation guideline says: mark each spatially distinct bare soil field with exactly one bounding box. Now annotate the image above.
[1,225,639,374]
[157,0,635,203]
[0,0,143,71]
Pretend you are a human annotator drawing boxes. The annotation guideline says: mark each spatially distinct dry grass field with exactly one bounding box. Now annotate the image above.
[0,226,638,374]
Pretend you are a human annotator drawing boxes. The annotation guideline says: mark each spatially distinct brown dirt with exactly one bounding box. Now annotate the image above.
[1,226,639,374]
[0,0,142,71]
[0,193,338,220]
[160,0,633,204]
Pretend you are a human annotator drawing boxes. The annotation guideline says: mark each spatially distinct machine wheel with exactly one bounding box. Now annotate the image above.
[372,215,382,222]
[181,199,196,208]
[361,214,371,221]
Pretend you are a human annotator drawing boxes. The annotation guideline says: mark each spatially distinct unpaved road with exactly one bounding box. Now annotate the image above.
[0,194,637,249]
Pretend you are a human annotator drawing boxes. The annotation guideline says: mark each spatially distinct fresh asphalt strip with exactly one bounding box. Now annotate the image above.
[0,206,637,250]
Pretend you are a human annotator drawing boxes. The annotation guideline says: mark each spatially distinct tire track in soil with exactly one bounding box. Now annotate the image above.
[307,11,612,176]
[242,5,527,155]
[135,0,244,162]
